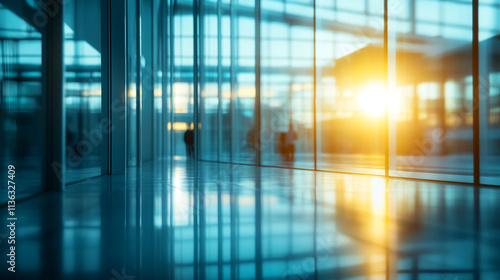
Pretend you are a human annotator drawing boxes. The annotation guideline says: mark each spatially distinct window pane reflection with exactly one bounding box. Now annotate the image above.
[261,0,315,169]
[128,0,138,166]
[187,0,493,185]
[316,0,386,175]
[231,3,256,164]
[479,0,500,185]
[200,1,219,161]
[221,11,231,163]
[0,4,43,203]
[64,0,102,182]
[174,8,195,158]
[388,0,474,182]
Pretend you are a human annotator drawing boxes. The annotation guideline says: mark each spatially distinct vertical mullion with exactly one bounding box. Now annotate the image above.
[151,0,155,160]
[199,0,206,160]
[101,0,110,175]
[313,0,317,170]
[44,0,65,190]
[170,2,175,158]
[384,0,389,178]
[229,1,236,163]
[136,0,142,166]
[473,0,480,185]
[255,0,261,166]
[217,1,223,162]
[194,0,200,160]
[110,0,127,174]
[162,0,168,159]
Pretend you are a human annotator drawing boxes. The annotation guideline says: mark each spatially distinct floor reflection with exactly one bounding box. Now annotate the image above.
[1,159,499,279]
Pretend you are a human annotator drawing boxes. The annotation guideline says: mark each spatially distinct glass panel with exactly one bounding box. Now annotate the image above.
[128,0,138,166]
[200,1,219,161]
[166,0,174,157]
[221,10,231,163]
[231,1,256,164]
[142,0,154,161]
[153,0,166,159]
[261,0,314,169]
[388,0,473,182]
[174,8,195,158]
[64,0,102,182]
[0,4,43,203]
[316,0,385,175]
[479,0,500,185]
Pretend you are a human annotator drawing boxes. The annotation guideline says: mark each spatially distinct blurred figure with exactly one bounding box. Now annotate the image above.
[66,124,75,150]
[286,123,298,162]
[184,127,194,159]
[247,125,258,151]
[279,132,287,160]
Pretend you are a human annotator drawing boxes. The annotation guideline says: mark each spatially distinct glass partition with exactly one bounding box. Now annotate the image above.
[64,0,102,182]
[220,8,231,163]
[153,0,166,159]
[231,1,257,164]
[174,7,195,157]
[177,0,497,186]
[388,0,474,182]
[316,0,386,175]
[479,0,500,185]
[0,4,44,203]
[127,0,139,166]
[260,0,315,169]
[199,0,219,161]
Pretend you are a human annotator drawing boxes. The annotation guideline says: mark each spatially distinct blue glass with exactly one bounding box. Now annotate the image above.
[261,0,314,169]
[173,11,195,157]
[199,2,219,161]
[128,0,139,166]
[479,0,500,185]
[0,4,43,203]
[231,3,256,164]
[64,0,102,181]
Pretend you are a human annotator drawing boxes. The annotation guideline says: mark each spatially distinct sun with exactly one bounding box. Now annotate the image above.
[356,82,387,117]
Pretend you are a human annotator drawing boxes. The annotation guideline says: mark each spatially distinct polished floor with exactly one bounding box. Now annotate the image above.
[1,159,500,280]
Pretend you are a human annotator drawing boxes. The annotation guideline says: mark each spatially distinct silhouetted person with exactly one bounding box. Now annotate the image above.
[279,132,287,160]
[184,128,194,159]
[247,125,258,153]
[285,123,297,162]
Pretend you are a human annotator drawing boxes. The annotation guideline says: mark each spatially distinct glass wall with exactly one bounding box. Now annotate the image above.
[0,4,44,203]
[231,0,257,164]
[0,0,499,199]
[220,7,231,163]
[0,0,174,197]
[142,0,154,162]
[174,2,195,157]
[388,0,474,182]
[128,0,139,166]
[261,0,315,169]
[154,0,168,159]
[316,0,385,175]
[197,0,258,164]
[127,0,172,165]
[199,0,219,161]
[479,0,500,185]
[64,0,102,182]
[194,0,497,186]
